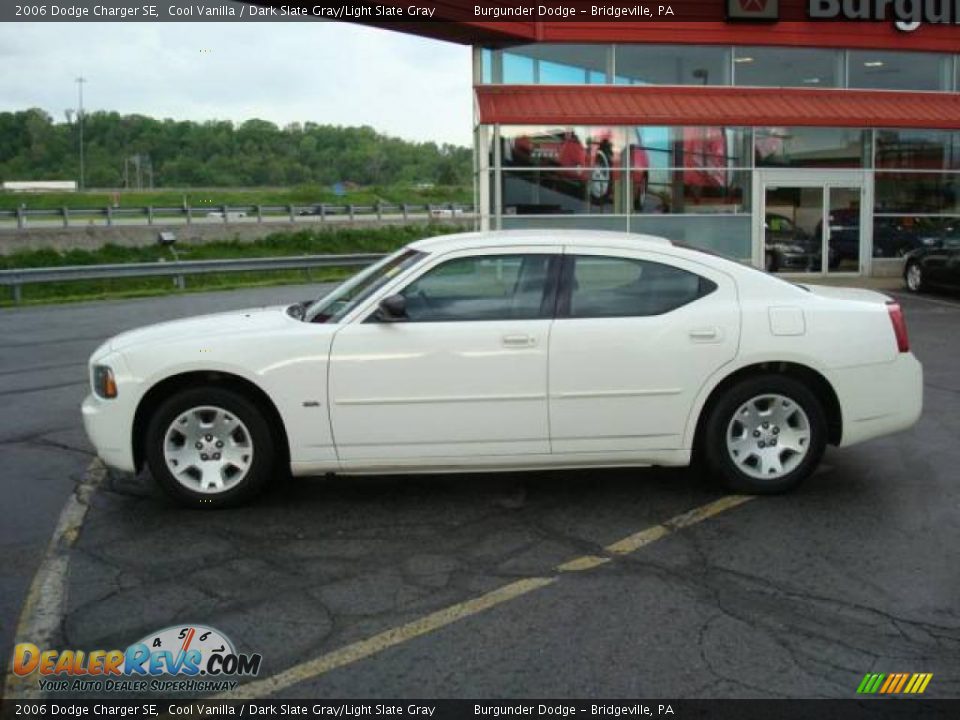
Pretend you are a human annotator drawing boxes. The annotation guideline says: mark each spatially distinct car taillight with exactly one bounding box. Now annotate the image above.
[887,301,910,353]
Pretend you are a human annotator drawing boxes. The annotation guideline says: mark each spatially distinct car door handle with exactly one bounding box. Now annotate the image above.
[689,327,721,342]
[502,334,536,348]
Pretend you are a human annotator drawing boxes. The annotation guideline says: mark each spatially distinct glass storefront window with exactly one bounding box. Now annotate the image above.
[872,216,960,258]
[615,44,730,85]
[501,215,630,232]
[848,50,951,91]
[502,170,627,215]
[502,52,534,84]
[479,43,956,92]
[628,127,750,213]
[733,47,841,88]
[496,45,609,85]
[636,168,750,214]
[500,126,626,170]
[630,215,752,260]
[875,172,960,214]
[484,122,960,268]
[755,127,868,168]
[499,127,631,213]
[875,130,960,170]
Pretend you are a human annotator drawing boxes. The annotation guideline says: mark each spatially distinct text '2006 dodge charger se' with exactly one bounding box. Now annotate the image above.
[83,231,923,508]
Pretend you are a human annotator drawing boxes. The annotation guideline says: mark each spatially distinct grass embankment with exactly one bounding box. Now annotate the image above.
[0,225,466,307]
[0,185,472,211]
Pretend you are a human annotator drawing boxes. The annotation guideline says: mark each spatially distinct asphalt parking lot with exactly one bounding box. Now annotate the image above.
[1,282,959,699]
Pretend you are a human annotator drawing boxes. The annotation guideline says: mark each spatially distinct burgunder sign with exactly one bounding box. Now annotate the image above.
[11,624,262,694]
[809,0,960,30]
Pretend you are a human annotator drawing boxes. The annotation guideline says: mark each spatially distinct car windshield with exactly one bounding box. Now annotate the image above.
[303,248,426,323]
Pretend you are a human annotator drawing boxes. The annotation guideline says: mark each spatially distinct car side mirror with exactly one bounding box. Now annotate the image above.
[376,294,407,322]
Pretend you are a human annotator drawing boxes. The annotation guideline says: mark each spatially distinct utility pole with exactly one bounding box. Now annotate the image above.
[76,77,86,190]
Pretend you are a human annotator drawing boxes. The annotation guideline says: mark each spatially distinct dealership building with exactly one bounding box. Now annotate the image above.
[390,9,960,277]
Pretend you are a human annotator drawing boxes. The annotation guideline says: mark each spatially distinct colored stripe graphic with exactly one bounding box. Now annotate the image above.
[879,674,897,693]
[857,672,932,694]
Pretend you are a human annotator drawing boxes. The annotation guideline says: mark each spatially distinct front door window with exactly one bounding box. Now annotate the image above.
[399,254,554,321]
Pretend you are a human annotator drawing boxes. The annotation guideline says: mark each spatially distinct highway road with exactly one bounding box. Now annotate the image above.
[0,211,470,231]
[1,284,959,699]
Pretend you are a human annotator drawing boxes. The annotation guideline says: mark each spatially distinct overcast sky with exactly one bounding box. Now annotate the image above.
[0,22,473,145]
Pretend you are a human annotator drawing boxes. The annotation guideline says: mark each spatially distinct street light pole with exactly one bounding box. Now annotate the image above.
[76,77,86,190]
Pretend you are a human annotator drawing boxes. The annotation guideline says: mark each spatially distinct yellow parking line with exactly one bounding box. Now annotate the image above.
[556,555,610,572]
[3,459,107,700]
[218,577,556,700]
[215,493,755,700]
[605,524,671,555]
[604,495,753,555]
[666,494,754,529]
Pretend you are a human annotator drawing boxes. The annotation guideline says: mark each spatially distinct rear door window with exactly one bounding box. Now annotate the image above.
[561,255,716,318]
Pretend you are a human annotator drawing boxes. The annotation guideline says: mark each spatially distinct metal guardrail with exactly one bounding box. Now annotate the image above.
[0,202,474,229]
[0,252,387,304]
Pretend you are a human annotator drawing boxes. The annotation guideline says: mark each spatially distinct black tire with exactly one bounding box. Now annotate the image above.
[145,386,276,508]
[703,374,827,494]
[904,261,926,293]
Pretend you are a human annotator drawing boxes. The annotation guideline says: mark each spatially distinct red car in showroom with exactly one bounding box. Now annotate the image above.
[503,127,733,214]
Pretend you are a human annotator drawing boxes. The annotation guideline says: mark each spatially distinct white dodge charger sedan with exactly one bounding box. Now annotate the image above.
[83,230,923,507]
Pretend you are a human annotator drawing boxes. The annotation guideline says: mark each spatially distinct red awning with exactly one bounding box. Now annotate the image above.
[476,85,960,130]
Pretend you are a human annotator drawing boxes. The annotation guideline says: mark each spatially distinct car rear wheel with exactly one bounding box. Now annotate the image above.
[145,386,275,508]
[704,375,826,494]
[905,261,925,293]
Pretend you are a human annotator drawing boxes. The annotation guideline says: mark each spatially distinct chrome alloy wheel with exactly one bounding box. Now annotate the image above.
[162,405,254,493]
[725,394,811,481]
[906,263,923,292]
[589,152,611,200]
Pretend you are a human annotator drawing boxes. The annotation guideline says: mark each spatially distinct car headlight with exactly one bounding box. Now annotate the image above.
[92,365,117,399]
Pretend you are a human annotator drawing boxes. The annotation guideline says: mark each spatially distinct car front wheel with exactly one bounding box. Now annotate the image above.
[704,375,826,494]
[145,386,275,508]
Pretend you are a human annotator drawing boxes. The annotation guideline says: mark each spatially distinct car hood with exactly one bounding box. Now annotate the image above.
[108,305,301,352]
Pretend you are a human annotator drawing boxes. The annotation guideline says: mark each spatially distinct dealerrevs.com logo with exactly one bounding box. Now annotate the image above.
[809,0,960,31]
[12,624,262,694]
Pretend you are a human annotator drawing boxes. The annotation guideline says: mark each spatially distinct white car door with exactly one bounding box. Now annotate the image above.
[548,249,740,454]
[329,247,561,466]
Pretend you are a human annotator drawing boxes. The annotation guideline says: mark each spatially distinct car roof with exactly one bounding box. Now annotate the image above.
[408,229,674,254]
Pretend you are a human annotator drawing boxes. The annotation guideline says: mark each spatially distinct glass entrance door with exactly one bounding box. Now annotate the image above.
[761,179,864,275]
[764,186,823,274]
[826,187,862,273]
